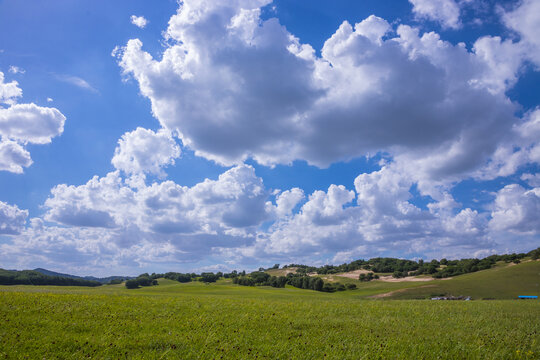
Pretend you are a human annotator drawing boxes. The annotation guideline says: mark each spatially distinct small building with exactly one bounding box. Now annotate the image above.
[518,295,538,299]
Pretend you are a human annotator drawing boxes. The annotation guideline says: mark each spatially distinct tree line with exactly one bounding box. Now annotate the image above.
[125,273,159,289]
[232,271,357,293]
[284,247,540,279]
[0,269,102,287]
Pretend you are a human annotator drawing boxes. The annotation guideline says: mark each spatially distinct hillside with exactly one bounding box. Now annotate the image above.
[385,260,540,299]
[33,268,132,284]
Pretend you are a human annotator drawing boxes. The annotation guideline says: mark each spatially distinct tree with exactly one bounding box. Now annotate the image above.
[312,278,324,291]
[125,279,139,289]
[177,273,191,283]
[199,272,219,283]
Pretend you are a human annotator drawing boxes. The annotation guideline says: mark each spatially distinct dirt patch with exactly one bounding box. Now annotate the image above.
[371,285,435,299]
[281,267,298,275]
[335,270,444,282]
[334,269,373,279]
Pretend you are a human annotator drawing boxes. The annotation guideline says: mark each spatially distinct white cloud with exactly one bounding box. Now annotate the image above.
[472,35,524,94]
[503,0,540,67]
[111,127,181,177]
[0,71,22,105]
[116,2,520,194]
[489,184,540,234]
[0,71,66,173]
[0,103,65,144]
[8,66,25,74]
[44,164,270,238]
[0,201,28,235]
[56,75,98,93]
[130,15,148,29]
[272,188,304,218]
[409,0,461,29]
[254,165,492,261]
[0,139,32,174]
[521,173,540,187]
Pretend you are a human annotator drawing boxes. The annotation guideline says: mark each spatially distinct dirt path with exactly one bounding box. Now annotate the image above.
[370,285,435,298]
[334,270,439,282]
[333,269,373,279]
[376,275,435,282]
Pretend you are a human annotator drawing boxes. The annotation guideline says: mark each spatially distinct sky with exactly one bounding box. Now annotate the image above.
[1,0,539,276]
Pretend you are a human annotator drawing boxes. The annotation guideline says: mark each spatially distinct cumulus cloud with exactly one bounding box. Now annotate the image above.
[115,1,521,196]
[111,127,181,177]
[409,0,461,29]
[0,139,32,173]
[5,159,534,270]
[44,164,270,238]
[246,164,494,262]
[0,71,22,105]
[271,188,304,218]
[130,15,148,29]
[0,201,28,235]
[503,0,540,67]
[0,103,66,144]
[0,71,66,173]
[489,184,540,234]
[521,173,540,187]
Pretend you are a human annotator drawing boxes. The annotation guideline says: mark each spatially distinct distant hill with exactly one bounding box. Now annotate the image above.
[33,268,132,284]
[0,269,102,287]
[384,260,540,300]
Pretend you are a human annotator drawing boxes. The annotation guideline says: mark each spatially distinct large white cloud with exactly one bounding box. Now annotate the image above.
[111,127,181,177]
[0,201,28,235]
[116,1,520,194]
[409,0,461,29]
[247,165,493,263]
[0,71,66,173]
[5,159,536,271]
[44,164,270,239]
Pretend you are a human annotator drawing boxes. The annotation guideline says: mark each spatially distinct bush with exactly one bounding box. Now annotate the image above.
[125,279,139,289]
[176,274,192,283]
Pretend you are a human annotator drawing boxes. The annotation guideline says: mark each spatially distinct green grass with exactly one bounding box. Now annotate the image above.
[1,278,539,359]
[388,260,540,299]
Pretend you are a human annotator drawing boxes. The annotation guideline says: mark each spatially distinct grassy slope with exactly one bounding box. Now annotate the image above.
[1,280,539,359]
[388,260,540,299]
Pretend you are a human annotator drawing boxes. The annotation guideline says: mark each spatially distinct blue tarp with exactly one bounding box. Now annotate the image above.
[518,295,538,299]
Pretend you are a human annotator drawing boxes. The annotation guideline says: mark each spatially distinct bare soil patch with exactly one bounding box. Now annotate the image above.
[334,269,373,279]
[371,285,435,299]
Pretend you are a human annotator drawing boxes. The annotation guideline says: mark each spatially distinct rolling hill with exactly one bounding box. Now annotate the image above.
[383,260,540,299]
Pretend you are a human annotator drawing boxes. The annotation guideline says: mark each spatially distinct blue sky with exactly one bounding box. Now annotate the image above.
[0,0,539,276]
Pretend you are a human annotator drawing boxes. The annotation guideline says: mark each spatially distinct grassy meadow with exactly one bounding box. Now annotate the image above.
[1,265,539,360]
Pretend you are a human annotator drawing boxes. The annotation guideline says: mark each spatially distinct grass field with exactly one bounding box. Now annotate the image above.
[1,273,539,359]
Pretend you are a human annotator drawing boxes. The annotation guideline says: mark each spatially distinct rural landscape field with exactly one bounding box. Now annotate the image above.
[1,259,539,359]
[2,0,540,359]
